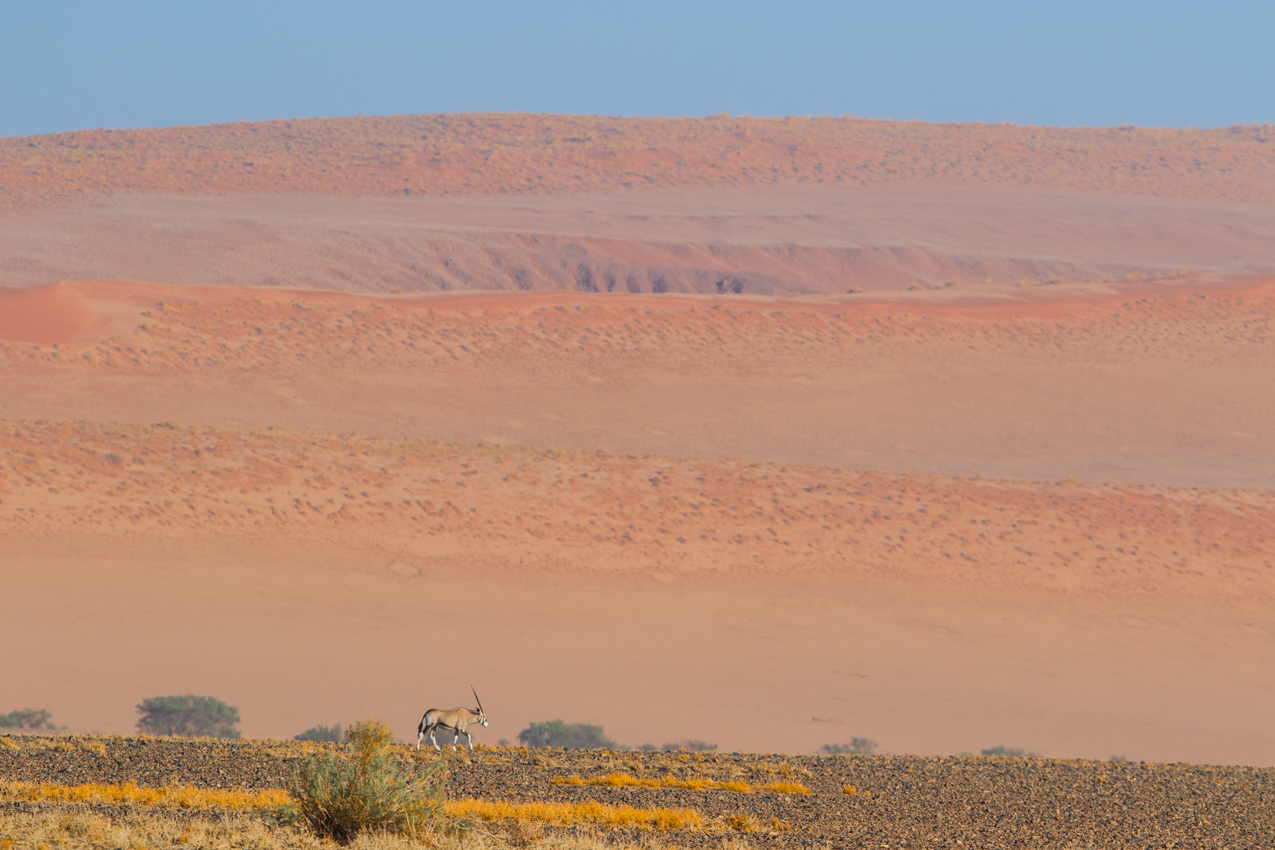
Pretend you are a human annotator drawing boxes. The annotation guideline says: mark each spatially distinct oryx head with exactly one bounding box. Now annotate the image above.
[471,685,489,727]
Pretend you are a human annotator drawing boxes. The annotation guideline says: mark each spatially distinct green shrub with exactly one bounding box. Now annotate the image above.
[136,694,241,738]
[981,745,1035,757]
[288,718,451,844]
[517,719,617,749]
[0,708,56,731]
[295,724,346,743]
[820,737,877,755]
[661,739,717,752]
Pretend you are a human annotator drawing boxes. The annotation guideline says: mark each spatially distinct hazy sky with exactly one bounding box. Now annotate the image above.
[2,1,1272,137]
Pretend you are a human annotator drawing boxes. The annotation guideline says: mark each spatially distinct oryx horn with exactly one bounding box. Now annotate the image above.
[471,684,484,713]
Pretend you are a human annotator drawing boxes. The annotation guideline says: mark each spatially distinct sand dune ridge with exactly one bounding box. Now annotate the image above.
[4,114,1275,208]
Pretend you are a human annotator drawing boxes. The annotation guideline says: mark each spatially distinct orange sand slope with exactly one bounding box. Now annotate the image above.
[4,114,1275,207]
[4,419,1274,763]
[2,276,1274,488]
[5,190,1275,295]
[4,419,1273,599]
[0,281,98,343]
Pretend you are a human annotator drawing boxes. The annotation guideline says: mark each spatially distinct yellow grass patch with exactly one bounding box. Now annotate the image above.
[720,813,761,832]
[448,799,702,831]
[0,780,290,810]
[759,780,811,795]
[552,773,752,793]
[0,809,669,850]
[0,781,704,834]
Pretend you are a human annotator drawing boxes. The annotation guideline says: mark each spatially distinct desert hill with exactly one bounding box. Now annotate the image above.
[4,189,1275,297]
[3,275,1274,488]
[4,417,1273,600]
[4,116,1274,297]
[4,114,1275,207]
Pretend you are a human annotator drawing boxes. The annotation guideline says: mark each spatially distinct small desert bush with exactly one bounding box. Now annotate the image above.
[287,718,451,844]
[136,694,241,738]
[820,737,877,755]
[295,723,347,743]
[518,720,616,749]
[0,708,57,731]
[980,745,1036,758]
[638,739,717,752]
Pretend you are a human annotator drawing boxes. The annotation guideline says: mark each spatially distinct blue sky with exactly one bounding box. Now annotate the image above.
[2,1,1272,137]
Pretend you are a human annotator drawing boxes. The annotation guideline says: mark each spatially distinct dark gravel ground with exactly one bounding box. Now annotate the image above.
[2,735,1272,849]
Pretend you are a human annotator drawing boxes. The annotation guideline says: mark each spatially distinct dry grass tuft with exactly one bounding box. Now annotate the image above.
[552,773,752,793]
[0,780,289,809]
[77,739,107,755]
[0,810,318,850]
[0,780,703,835]
[717,813,761,833]
[744,761,812,779]
[449,800,702,831]
[757,781,811,795]
[0,809,671,849]
[0,735,111,755]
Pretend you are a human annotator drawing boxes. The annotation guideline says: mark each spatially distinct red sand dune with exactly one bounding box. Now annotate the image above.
[3,114,1275,208]
[4,419,1272,600]
[3,275,1274,488]
[0,281,97,343]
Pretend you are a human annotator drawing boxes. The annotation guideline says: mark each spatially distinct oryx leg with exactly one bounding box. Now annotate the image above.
[461,728,474,751]
[429,726,442,751]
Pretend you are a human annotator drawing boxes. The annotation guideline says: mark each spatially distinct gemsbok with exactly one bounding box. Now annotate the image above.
[417,686,488,751]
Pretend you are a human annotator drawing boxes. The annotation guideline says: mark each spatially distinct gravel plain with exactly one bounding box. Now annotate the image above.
[1,735,1272,848]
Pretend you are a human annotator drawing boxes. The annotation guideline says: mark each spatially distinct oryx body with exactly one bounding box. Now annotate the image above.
[417,686,488,751]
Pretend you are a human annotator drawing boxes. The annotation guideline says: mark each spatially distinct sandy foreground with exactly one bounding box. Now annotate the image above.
[2,114,1274,766]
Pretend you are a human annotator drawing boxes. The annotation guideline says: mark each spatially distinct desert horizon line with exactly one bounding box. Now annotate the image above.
[8,110,1275,142]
